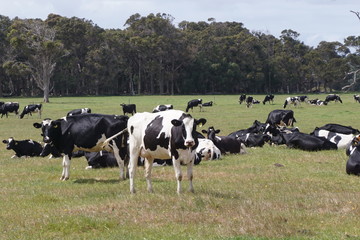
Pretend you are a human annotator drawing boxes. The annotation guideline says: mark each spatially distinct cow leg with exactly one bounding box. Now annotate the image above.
[112,142,125,180]
[186,160,194,193]
[128,147,140,194]
[144,157,154,193]
[61,154,71,181]
[172,158,182,194]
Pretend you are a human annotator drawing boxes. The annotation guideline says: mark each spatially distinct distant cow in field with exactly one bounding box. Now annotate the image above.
[325,94,342,104]
[266,109,296,127]
[20,104,42,119]
[283,97,300,108]
[297,95,308,103]
[202,101,213,107]
[152,104,173,113]
[263,94,274,104]
[67,108,91,116]
[0,102,19,118]
[245,96,253,108]
[354,95,360,103]
[3,137,43,158]
[239,94,246,104]
[186,99,202,112]
[120,104,136,115]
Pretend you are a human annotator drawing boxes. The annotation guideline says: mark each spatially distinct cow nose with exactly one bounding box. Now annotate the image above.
[185,140,194,147]
[44,136,51,143]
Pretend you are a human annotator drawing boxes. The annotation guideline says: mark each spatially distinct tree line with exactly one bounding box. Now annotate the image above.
[0,12,359,102]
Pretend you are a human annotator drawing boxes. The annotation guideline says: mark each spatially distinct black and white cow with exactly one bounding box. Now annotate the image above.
[265,109,296,127]
[312,123,360,135]
[263,94,274,104]
[346,135,360,175]
[239,94,246,104]
[235,133,271,148]
[309,99,328,106]
[196,138,221,161]
[152,104,173,113]
[120,104,136,115]
[127,110,206,193]
[67,108,91,116]
[283,97,300,108]
[325,94,342,103]
[0,102,19,118]
[84,151,118,169]
[186,99,202,112]
[245,96,253,108]
[354,95,360,103]
[20,104,42,119]
[202,101,213,107]
[33,114,129,181]
[202,127,246,154]
[297,95,308,103]
[3,137,43,158]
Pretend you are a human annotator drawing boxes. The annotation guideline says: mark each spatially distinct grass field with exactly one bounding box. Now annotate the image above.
[0,94,360,240]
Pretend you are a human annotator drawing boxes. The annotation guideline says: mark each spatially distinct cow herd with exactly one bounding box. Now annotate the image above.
[2,95,360,194]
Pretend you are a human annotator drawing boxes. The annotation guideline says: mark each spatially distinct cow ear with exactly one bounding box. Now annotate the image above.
[2,140,8,144]
[201,129,207,134]
[33,123,42,128]
[196,118,206,127]
[215,129,221,134]
[171,119,182,126]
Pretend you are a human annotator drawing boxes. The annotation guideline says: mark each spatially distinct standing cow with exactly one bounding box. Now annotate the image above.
[263,94,274,104]
[127,110,206,194]
[186,99,202,112]
[325,94,342,104]
[33,114,129,181]
[0,102,19,118]
[266,109,296,127]
[120,104,136,115]
[20,104,42,119]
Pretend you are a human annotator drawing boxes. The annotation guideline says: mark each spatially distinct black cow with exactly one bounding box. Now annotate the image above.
[152,104,173,113]
[283,97,300,108]
[354,95,360,103]
[3,137,43,158]
[20,104,42,119]
[266,109,296,127]
[236,133,271,147]
[325,94,342,103]
[263,94,274,104]
[127,109,206,193]
[186,99,202,112]
[67,108,91,116]
[245,96,253,108]
[0,102,19,118]
[33,114,129,181]
[346,135,360,175]
[202,101,213,107]
[239,94,246,104]
[202,127,246,154]
[120,104,136,115]
[84,151,118,169]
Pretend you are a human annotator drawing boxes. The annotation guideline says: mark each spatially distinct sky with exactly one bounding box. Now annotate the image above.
[1,0,359,47]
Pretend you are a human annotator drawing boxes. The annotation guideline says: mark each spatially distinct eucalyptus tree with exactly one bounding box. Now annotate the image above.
[0,15,12,96]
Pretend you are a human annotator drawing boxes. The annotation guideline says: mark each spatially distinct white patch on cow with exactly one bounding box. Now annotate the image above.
[42,119,52,126]
[215,136,222,141]
[316,129,353,149]
[245,133,250,142]
[196,138,221,161]
[28,139,34,145]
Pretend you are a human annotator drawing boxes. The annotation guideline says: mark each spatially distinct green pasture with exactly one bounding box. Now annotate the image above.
[0,94,360,240]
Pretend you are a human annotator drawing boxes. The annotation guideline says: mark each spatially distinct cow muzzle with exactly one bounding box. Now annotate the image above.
[43,136,51,143]
[185,140,195,148]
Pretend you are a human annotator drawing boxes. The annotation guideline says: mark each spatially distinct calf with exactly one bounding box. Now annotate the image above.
[325,94,342,103]
[67,108,91,116]
[266,109,296,127]
[0,102,19,118]
[346,135,360,175]
[263,94,274,104]
[239,94,246,104]
[127,109,206,193]
[20,104,42,119]
[3,137,43,158]
[152,104,173,113]
[186,99,202,112]
[283,97,300,108]
[120,104,136,115]
[196,138,221,161]
[202,127,246,154]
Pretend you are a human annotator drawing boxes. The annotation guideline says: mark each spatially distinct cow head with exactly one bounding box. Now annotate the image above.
[33,119,62,144]
[171,115,206,148]
[3,137,15,150]
[201,126,220,139]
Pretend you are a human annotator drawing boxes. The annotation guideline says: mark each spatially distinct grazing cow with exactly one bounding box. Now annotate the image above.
[67,108,91,116]
[346,135,360,175]
[239,94,246,104]
[202,101,213,107]
[202,127,246,154]
[266,109,296,127]
[283,97,300,108]
[263,94,274,104]
[20,104,42,119]
[0,102,19,118]
[33,114,129,181]
[297,95,308,103]
[3,137,43,158]
[152,104,173,113]
[41,143,63,158]
[120,103,136,115]
[186,99,202,112]
[127,110,206,193]
[325,94,342,103]
[236,133,271,147]
[245,96,253,108]
[271,132,337,151]
[354,95,360,103]
[310,127,354,149]
[196,138,221,161]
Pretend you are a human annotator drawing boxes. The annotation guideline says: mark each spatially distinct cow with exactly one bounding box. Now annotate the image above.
[33,114,129,181]
[263,94,274,105]
[354,95,360,103]
[0,102,19,118]
[283,97,300,108]
[270,131,337,151]
[120,103,136,115]
[196,138,221,161]
[252,99,260,104]
[346,135,360,175]
[235,133,271,147]
[202,101,213,107]
[185,99,202,112]
[127,109,207,193]
[67,108,91,116]
[312,123,360,135]
[297,95,308,103]
[265,109,296,127]
[325,94,342,103]
[40,143,63,158]
[84,151,118,169]
[309,99,327,106]
[3,137,43,158]
[228,120,269,138]
[245,96,253,108]
[20,104,42,119]
[239,94,246,104]
[202,127,246,154]
[152,104,173,113]
[310,127,355,149]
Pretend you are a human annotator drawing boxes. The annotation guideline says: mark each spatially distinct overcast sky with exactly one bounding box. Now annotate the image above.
[1,0,359,47]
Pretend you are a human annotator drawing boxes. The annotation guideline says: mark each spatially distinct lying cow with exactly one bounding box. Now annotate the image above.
[196,138,221,161]
[120,104,136,115]
[3,137,43,158]
[20,104,42,119]
[67,108,91,116]
[202,127,246,154]
[127,109,206,193]
[152,104,173,113]
[235,133,271,148]
[346,135,360,175]
[33,114,129,181]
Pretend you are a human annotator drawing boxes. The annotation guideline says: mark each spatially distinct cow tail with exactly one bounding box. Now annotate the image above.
[102,128,128,149]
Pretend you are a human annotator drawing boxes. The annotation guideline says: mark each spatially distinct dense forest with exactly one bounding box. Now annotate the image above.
[0,12,359,102]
